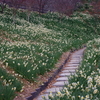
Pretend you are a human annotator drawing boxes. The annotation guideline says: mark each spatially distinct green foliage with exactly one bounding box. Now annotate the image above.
[0,67,22,91]
[0,82,15,100]
[0,2,7,13]
[0,67,22,100]
[76,2,93,11]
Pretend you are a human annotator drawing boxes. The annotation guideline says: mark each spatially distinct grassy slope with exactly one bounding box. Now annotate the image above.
[0,7,100,100]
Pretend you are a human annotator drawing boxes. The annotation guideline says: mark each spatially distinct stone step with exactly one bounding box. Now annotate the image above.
[71,55,82,57]
[53,81,68,87]
[68,62,80,64]
[70,59,82,62]
[36,94,51,100]
[72,53,83,55]
[59,73,73,77]
[67,64,79,67]
[73,52,83,54]
[70,60,81,62]
[63,67,78,70]
[56,77,68,81]
[62,70,75,73]
[44,87,63,93]
[70,58,81,60]
[71,56,81,58]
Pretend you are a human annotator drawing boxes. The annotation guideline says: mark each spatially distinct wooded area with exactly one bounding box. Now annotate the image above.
[0,0,100,15]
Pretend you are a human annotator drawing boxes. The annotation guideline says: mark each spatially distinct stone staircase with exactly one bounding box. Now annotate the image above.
[36,48,86,100]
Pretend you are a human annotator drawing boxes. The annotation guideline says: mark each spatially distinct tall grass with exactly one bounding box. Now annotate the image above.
[0,67,22,100]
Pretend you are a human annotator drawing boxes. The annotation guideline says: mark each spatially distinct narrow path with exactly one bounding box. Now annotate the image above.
[36,48,86,100]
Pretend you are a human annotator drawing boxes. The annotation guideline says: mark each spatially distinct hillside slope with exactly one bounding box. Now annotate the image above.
[0,7,100,100]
